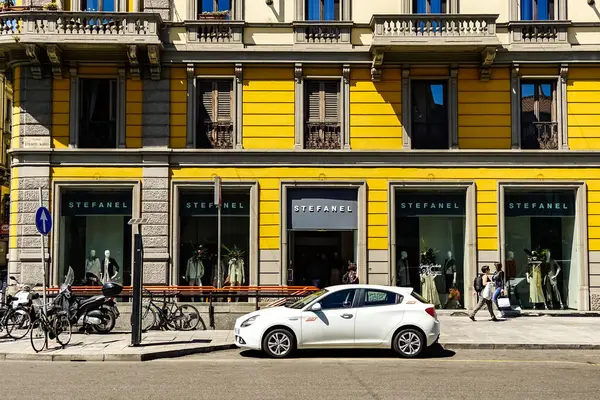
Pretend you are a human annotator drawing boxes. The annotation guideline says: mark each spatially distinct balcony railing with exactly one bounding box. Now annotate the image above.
[0,12,161,43]
[186,20,244,45]
[522,121,559,150]
[201,121,233,149]
[293,21,352,45]
[304,122,341,150]
[508,20,570,45]
[371,14,498,42]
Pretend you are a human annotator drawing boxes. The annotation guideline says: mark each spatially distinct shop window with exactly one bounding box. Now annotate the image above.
[520,81,557,150]
[410,81,449,149]
[521,0,555,20]
[78,78,118,149]
[413,0,447,13]
[304,80,341,149]
[179,189,250,288]
[78,0,116,11]
[59,190,133,287]
[395,191,466,309]
[197,80,233,149]
[306,0,340,20]
[198,0,230,18]
[504,190,577,310]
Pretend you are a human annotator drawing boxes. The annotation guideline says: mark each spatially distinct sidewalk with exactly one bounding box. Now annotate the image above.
[0,315,598,362]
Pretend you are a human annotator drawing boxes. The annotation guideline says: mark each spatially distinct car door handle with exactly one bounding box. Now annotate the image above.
[340,313,353,319]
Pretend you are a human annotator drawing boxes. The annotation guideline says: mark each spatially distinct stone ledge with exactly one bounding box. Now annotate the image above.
[441,343,600,350]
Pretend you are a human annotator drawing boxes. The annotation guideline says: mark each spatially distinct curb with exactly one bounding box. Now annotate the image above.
[440,343,600,350]
[0,343,237,362]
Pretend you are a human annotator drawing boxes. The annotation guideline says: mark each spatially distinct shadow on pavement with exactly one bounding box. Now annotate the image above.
[139,339,211,347]
[240,345,455,359]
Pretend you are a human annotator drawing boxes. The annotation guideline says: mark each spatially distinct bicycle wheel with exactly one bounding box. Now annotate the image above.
[176,304,200,331]
[5,307,32,340]
[54,313,72,347]
[141,306,156,331]
[30,318,47,353]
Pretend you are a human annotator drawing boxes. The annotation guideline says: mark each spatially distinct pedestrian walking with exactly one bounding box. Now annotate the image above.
[470,265,498,322]
[492,262,505,318]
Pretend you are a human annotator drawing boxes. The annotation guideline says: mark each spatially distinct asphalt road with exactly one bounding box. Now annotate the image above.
[1,348,599,400]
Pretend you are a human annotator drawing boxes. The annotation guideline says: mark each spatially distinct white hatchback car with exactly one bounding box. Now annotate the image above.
[233,284,440,358]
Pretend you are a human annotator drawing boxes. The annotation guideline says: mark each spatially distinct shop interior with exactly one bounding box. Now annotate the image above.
[288,230,355,288]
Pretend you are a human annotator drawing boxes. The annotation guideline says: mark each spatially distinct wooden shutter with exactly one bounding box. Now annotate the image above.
[323,80,339,122]
[306,80,321,121]
[198,80,214,122]
[216,80,232,121]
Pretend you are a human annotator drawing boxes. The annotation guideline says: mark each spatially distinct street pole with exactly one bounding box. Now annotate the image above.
[214,176,222,288]
[38,187,46,315]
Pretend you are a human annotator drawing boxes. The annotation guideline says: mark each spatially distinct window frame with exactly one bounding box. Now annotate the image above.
[69,68,126,149]
[510,0,566,21]
[358,289,403,308]
[295,0,350,21]
[75,0,127,11]
[510,66,568,150]
[401,0,458,13]
[294,65,350,149]
[186,66,242,149]
[189,0,242,20]
[196,78,234,149]
[304,0,341,21]
[401,68,458,150]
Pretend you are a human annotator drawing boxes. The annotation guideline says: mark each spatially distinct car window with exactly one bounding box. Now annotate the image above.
[287,289,327,309]
[363,290,400,307]
[319,289,356,310]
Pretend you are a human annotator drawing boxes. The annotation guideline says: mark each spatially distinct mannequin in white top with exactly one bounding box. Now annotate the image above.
[101,249,119,283]
[85,249,101,284]
[397,251,410,287]
[228,257,245,286]
[443,250,457,293]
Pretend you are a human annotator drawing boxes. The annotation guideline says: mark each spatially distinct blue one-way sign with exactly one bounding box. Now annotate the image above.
[35,207,52,236]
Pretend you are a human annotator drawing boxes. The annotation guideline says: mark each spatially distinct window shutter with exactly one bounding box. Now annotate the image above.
[324,81,339,122]
[306,81,320,121]
[216,80,232,121]
[198,80,214,122]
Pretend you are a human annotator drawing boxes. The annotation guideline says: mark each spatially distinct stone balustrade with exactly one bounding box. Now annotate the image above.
[293,21,352,45]
[186,21,244,45]
[508,20,571,45]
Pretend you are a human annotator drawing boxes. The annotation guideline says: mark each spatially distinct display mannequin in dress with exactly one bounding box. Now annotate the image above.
[544,250,564,309]
[397,251,410,287]
[101,250,119,283]
[85,249,101,285]
[420,266,441,308]
[185,246,205,286]
[526,259,545,309]
[228,257,245,286]
[443,251,457,294]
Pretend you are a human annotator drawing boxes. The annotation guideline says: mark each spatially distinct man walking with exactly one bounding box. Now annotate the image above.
[470,265,498,321]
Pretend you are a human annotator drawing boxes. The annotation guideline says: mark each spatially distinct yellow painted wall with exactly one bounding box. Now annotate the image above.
[170,67,187,149]
[52,78,70,149]
[567,67,600,150]
[349,67,402,150]
[11,67,21,150]
[458,67,511,149]
[242,66,295,150]
[126,79,142,148]
[51,167,143,179]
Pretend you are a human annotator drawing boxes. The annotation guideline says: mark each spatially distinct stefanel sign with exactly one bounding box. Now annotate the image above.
[396,193,466,216]
[61,192,132,216]
[505,192,575,217]
[180,192,250,216]
[288,188,358,230]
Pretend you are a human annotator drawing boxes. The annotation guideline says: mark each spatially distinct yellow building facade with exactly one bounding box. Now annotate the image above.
[4,0,600,311]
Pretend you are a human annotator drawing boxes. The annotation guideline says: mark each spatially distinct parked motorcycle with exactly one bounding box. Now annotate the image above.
[0,277,40,339]
[55,267,123,334]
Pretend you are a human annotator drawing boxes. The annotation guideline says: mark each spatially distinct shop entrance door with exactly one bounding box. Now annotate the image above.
[288,230,355,288]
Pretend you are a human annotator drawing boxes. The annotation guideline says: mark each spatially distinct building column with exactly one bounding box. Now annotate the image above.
[142,69,170,148]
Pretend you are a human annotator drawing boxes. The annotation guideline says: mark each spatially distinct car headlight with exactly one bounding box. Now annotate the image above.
[241,316,258,328]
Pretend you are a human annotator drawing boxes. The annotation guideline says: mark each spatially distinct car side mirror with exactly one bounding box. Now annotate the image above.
[310,302,322,312]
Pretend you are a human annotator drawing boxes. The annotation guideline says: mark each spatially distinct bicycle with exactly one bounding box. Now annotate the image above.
[141,289,205,332]
[30,302,72,353]
[0,294,37,340]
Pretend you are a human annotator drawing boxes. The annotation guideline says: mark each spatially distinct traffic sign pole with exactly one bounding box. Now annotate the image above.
[38,187,46,315]
[214,176,222,288]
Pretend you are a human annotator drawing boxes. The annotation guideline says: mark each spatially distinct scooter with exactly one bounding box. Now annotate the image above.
[55,267,122,334]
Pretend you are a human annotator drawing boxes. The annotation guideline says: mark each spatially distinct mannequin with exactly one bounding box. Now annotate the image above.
[544,250,564,309]
[185,246,205,286]
[505,250,517,280]
[420,266,441,308]
[443,251,457,293]
[101,250,119,283]
[85,249,101,284]
[526,259,545,308]
[397,251,410,287]
[228,257,245,286]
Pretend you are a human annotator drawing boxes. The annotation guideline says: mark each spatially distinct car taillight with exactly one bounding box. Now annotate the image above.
[425,306,437,320]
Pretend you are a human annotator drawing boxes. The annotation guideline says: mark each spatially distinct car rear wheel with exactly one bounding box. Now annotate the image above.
[262,328,295,359]
[393,328,425,358]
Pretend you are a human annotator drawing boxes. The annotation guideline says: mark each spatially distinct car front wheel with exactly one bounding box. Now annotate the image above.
[393,328,425,358]
[262,328,295,358]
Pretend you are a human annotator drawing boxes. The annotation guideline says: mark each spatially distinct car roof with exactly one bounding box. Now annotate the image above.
[324,284,413,295]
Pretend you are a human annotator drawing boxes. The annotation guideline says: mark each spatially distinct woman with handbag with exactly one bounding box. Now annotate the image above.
[492,262,505,318]
[469,265,498,322]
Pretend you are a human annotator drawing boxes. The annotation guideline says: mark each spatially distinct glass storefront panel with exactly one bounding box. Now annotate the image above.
[504,190,578,310]
[59,190,132,286]
[179,189,250,287]
[395,191,466,309]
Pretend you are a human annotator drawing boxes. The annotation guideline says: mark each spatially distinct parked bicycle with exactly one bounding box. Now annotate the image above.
[141,289,205,331]
[30,301,72,352]
[0,277,40,340]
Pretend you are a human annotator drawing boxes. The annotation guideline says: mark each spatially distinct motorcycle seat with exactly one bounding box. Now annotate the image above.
[78,295,105,307]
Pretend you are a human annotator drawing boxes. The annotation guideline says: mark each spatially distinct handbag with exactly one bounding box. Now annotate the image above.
[481,283,493,300]
[497,297,511,308]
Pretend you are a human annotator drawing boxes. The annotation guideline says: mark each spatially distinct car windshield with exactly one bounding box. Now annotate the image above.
[285,289,328,309]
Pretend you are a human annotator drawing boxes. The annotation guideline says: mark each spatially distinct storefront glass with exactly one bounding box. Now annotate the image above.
[395,191,466,309]
[504,190,578,310]
[59,190,133,286]
[179,189,250,287]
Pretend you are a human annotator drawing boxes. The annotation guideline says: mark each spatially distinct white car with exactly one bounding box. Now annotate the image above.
[233,284,440,358]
